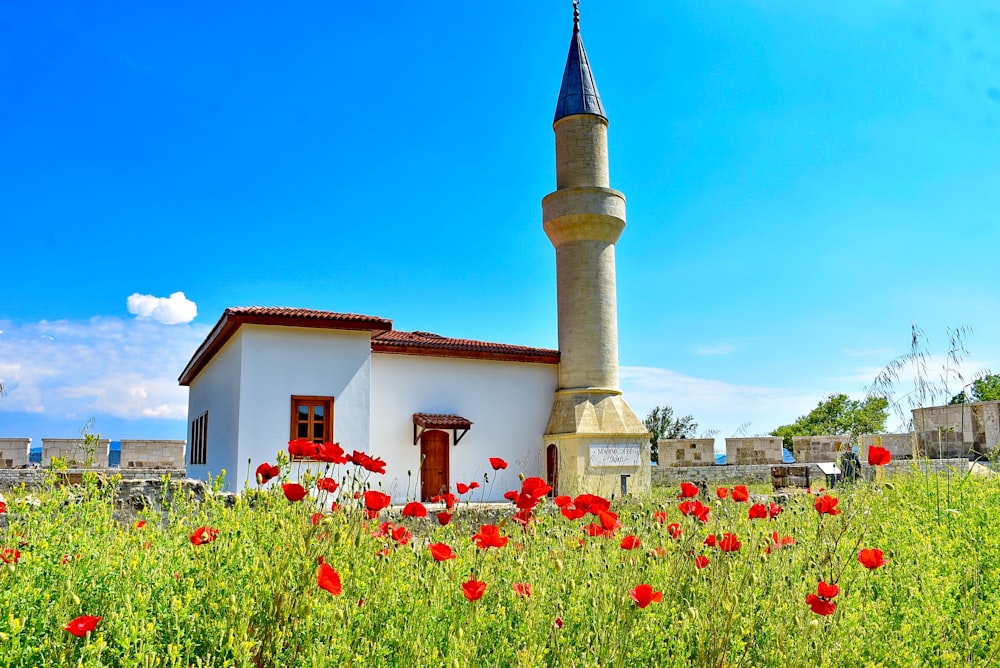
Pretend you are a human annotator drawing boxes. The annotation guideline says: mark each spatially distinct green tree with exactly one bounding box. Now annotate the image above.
[644,405,698,465]
[770,393,889,451]
[951,373,1000,404]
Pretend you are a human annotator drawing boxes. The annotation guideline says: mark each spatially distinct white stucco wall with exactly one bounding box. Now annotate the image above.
[233,326,372,491]
[370,353,559,502]
[186,331,243,485]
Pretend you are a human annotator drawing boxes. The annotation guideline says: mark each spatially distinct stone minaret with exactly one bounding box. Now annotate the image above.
[542,3,650,498]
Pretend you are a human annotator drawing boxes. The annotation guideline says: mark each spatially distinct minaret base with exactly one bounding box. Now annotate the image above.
[543,390,651,499]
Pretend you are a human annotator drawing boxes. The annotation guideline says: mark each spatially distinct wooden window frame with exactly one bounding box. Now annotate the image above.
[289,395,334,460]
[190,412,208,465]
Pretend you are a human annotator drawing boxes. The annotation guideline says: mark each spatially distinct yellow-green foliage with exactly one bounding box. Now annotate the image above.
[1,465,999,667]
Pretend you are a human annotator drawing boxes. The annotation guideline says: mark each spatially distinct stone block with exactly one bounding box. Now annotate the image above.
[0,438,32,468]
[792,435,851,463]
[725,437,783,465]
[657,438,715,467]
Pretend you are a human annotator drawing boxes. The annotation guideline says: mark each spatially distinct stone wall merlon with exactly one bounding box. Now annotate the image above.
[792,435,851,463]
[725,437,783,465]
[0,438,32,468]
[119,440,186,469]
[41,438,110,468]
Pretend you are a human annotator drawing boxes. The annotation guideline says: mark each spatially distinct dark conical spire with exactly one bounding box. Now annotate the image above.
[553,1,606,123]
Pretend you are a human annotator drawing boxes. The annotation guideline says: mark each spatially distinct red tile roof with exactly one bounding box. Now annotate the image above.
[179,307,392,386]
[372,330,560,364]
[413,413,474,429]
[179,307,559,386]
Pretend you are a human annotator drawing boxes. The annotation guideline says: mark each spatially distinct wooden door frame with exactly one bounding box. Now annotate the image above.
[420,429,450,502]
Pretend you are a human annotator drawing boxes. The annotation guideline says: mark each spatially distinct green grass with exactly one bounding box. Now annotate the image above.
[1,462,998,667]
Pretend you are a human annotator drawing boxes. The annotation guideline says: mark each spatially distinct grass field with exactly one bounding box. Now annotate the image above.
[1,449,997,667]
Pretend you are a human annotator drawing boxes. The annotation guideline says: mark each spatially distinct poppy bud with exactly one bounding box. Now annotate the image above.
[519,472,525,481]
[72,594,80,606]
[808,619,819,631]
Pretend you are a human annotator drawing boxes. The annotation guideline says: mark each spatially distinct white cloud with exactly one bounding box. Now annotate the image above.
[0,316,209,421]
[620,365,824,446]
[127,292,197,325]
[695,343,735,355]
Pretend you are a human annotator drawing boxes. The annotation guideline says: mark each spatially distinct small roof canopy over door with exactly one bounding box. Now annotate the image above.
[413,413,472,446]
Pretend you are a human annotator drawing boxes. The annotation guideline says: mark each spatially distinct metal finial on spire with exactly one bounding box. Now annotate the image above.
[554,0,606,122]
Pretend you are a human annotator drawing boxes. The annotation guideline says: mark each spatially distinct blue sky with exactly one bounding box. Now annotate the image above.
[2,1,998,447]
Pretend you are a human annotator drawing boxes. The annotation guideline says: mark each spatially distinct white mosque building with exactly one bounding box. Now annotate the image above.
[179,7,650,501]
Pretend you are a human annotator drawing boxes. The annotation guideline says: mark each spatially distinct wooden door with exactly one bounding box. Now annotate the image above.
[420,430,450,501]
[546,443,559,496]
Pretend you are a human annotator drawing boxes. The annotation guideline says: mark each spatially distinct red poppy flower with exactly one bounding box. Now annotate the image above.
[391,525,412,546]
[310,512,324,526]
[469,481,480,490]
[317,562,343,596]
[554,617,564,629]
[583,523,604,537]
[629,583,664,609]
[574,494,611,515]
[620,535,641,550]
[512,582,532,598]
[64,615,101,637]
[429,542,456,561]
[716,487,729,500]
[765,531,796,553]
[282,483,308,502]
[1,548,20,564]
[649,546,667,558]
[731,485,749,503]
[472,524,509,549]
[317,441,349,465]
[436,511,453,526]
[561,506,586,521]
[134,520,147,529]
[553,495,572,508]
[456,483,471,495]
[858,548,887,570]
[489,457,508,470]
[512,507,535,527]
[0,501,6,513]
[868,446,891,466]
[503,490,520,503]
[351,451,387,474]
[805,593,836,616]
[768,502,783,519]
[462,578,487,602]
[678,482,699,498]
[288,438,319,459]
[314,477,338,493]
[653,511,668,524]
[432,492,459,510]
[364,490,392,515]
[695,555,710,569]
[678,500,711,523]
[814,495,841,515]
[255,462,281,484]
[748,503,768,520]
[666,523,682,539]
[402,501,428,518]
[372,522,393,539]
[817,581,839,599]
[704,534,717,547]
[189,526,219,546]
[718,533,742,552]
[517,477,552,510]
